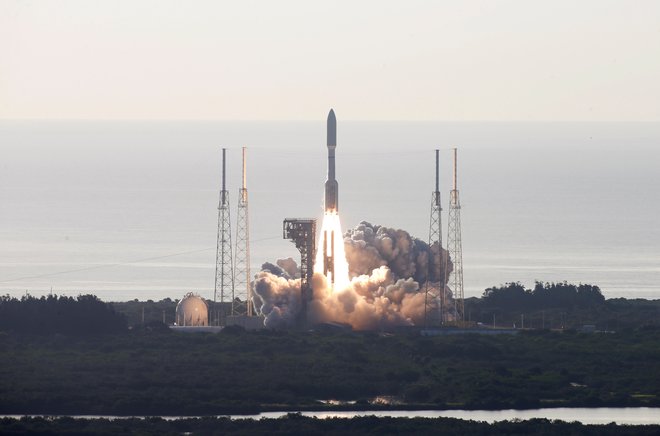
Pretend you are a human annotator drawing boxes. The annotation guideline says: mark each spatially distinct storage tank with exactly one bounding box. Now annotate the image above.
[175,293,208,326]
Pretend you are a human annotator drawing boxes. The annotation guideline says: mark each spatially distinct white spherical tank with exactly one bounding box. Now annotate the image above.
[175,293,208,326]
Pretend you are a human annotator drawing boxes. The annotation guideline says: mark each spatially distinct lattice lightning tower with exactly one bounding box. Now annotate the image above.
[445,147,464,321]
[425,149,444,326]
[214,148,234,326]
[233,147,253,316]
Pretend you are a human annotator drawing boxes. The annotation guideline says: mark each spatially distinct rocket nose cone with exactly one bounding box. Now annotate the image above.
[327,109,336,146]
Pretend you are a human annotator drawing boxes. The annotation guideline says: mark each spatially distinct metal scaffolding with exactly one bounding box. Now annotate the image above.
[445,147,464,321]
[214,148,234,326]
[283,218,317,326]
[233,147,252,316]
[425,149,444,326]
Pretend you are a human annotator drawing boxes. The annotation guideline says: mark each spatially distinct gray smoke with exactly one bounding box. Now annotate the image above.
[260,257,299,279]
[252,271,301,327]
[252,222,455,330]
[344,221,451,284]
[276,257,300,279]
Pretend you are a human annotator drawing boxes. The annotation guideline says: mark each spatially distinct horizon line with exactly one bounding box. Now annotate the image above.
[2,118,659,123]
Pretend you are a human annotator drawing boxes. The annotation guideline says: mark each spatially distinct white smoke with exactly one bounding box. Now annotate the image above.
[309,267,431,330]
[252,271,301,327]
[344,222,451,285]
[252,222,455,330]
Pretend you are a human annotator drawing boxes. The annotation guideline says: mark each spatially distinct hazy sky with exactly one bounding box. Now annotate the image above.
[2,0,659,121]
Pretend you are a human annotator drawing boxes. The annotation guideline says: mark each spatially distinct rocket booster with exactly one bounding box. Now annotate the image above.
[324,109,338,212]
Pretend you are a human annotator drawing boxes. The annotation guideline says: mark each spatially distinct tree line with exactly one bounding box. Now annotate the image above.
[481,281,605,310]
[0,294,126,335]
[1,415,659,435]
[465,281,660,330]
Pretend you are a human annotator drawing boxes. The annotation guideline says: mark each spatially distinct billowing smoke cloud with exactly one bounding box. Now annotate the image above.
[344,222,451,285]
[260,257,299,279]
[253,222,455,330]
[252,271,301,327]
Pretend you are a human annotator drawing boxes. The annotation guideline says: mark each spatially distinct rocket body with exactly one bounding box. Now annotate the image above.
[324,109,338,212]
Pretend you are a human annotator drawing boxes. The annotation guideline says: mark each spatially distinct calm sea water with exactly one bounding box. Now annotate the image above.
[1,121,658,301]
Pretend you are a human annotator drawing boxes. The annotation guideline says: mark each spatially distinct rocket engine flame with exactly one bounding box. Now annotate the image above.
[314,211,350,292]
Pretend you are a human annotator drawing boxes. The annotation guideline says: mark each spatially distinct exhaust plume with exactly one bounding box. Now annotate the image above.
[253,222,455,330]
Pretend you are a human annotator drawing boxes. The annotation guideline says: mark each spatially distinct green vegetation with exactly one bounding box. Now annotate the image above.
[0,295,126,335]
[1,415,659,435]
[111,298,177,327]
[482,281,605,310]
[466,281,660,330]
[1,328,660,415]
[2,285,660,417]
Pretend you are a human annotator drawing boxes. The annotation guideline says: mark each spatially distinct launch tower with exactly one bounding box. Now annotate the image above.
[214,148,234,325]
[283,218,317,326]
[445,147,464,321]
[425,149,444,326]
[233,147,252,316]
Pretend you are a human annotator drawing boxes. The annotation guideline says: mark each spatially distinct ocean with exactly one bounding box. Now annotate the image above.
[1,120,658,301]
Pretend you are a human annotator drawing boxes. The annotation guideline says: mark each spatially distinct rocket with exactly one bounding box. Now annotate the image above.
[322,109,338,283]
[324,109,338,212]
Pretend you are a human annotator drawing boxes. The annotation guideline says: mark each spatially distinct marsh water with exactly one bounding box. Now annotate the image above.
[3,407,660,425]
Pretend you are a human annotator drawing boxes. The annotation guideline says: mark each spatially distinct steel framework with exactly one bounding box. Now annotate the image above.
[283,218,317,326]
[233,147,253,316]
[214,148,234,326]
[425,149,444,326]
[445,147,464,321]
